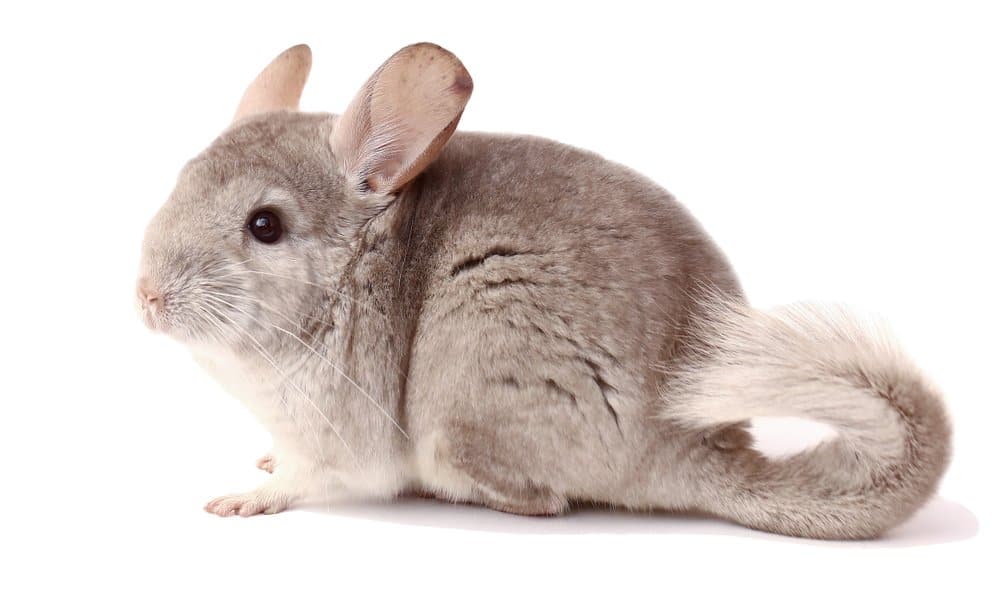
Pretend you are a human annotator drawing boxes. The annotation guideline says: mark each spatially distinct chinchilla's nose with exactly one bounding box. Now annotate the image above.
[136,277,163,314]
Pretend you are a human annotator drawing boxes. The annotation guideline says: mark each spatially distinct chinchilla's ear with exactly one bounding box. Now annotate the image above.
[232,44,312,123]
[331,43,473,195]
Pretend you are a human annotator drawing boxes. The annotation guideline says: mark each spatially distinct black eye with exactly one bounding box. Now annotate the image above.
[248,210,282,244]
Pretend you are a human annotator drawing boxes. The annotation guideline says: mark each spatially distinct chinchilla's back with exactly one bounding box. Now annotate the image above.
[408,130,744,365]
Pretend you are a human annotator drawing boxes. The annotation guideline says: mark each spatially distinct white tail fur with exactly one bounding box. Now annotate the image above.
[661,297,951,539]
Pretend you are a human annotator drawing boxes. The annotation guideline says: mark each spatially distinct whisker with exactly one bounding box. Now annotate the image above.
[206,291,295,326]
[206,289,410,387]
[203,290,330,368]
[209,290,338,333]
[229,269,386,318]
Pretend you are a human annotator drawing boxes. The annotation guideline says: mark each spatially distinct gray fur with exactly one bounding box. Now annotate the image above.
[137,47,950,539]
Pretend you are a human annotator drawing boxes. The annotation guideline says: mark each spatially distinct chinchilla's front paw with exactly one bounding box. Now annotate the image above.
[255,453,276,473]
[204,486,292,517]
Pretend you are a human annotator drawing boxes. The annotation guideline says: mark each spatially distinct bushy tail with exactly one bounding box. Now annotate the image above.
[663,297,951,539]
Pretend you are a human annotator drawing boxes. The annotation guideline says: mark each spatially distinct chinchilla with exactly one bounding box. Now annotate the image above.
[137,43,950,539]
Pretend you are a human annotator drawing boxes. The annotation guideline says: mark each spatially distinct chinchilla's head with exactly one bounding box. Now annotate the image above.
[136,43,472,350]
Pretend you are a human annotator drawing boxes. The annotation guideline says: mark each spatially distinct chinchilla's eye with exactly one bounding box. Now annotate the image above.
[248,210,283,244]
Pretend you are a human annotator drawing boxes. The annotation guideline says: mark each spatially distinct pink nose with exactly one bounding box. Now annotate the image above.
[137,279,163,313]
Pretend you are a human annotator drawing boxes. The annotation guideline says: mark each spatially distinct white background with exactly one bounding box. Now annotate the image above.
[2,1,997,601]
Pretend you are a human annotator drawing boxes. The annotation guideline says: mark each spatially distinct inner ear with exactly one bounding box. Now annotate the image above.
[233,44,312,124]
[331,43,473,195]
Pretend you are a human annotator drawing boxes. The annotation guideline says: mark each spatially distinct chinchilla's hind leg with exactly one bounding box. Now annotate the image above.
[416,422,569,517]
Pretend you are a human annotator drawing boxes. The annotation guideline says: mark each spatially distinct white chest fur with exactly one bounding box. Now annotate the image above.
[188,341,413,499]
[189,342,309,453]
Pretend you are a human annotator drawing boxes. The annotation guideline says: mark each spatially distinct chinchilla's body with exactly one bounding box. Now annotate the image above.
[138,44,950,539]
